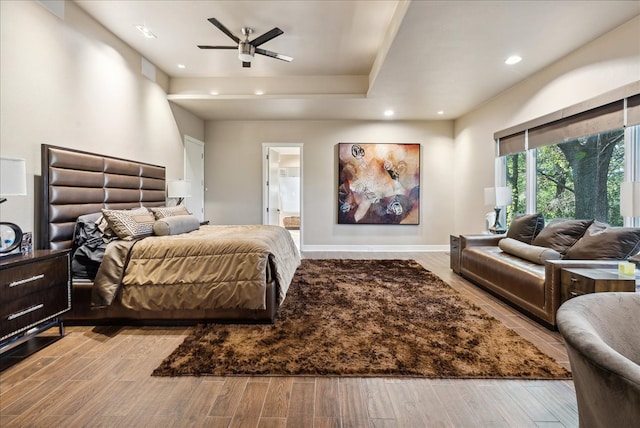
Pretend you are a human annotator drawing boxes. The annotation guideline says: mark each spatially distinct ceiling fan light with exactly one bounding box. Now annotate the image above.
[238,42,255,62]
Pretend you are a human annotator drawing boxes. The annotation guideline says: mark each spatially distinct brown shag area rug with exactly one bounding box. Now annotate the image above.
[153,259,570,378]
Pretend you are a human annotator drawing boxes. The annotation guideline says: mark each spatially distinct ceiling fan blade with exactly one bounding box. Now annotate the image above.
[242,61,251,68]
[207,17,240,44]
[250,27,284,47]
[255,48,293,62]
[198,45,237,49]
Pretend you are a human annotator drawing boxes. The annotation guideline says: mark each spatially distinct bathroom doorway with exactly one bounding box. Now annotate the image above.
[262,143,302,249]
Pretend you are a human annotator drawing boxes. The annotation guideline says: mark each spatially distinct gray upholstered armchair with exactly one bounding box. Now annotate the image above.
[557,292,640,428]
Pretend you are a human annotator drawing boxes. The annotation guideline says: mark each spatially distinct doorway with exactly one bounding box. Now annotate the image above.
[184,136,205,222]
[262,143,302,249]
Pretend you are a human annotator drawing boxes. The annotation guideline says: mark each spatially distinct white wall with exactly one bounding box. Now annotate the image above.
[454,15,640,234]
[205,120,454,249]
[0,0,204,242]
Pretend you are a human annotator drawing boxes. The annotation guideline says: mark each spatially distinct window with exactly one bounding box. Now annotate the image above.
[504,151,526,225]
[535,129,624,225]
[495,85,639,228]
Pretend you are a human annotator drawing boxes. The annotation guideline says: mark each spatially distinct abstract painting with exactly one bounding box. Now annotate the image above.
[338,143,420,224]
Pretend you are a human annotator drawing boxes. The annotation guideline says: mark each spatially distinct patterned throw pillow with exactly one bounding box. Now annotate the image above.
[101,207,155,240]
[150,205,190,220]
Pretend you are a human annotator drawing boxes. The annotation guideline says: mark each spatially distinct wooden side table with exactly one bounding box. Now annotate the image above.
[0,250,71,354]
[560,267,636,304]
[450,235,461,274]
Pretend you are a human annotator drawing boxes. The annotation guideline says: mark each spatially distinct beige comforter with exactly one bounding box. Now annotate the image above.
[92,225,300,311]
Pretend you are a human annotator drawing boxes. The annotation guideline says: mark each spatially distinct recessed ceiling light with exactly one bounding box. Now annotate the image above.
[384,109,394,117]
[437,110,444,115]
[135,25,157,39]
[254,90,264,95]
[210,91,219,96]
[505,55,522,65]
[177,64,186,69]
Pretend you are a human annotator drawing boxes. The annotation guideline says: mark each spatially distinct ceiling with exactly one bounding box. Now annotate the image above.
[75,0,640,121]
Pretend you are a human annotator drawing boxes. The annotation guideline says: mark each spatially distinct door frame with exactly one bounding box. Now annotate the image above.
[184,135,205,222]
[262,142,303,233]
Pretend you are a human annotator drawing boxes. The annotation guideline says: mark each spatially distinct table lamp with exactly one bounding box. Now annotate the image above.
[484,186,512,234]
[0,157,27,256]
[167,179,191,205]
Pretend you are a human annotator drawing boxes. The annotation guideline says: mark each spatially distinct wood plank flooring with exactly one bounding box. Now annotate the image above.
[0,251,577,427]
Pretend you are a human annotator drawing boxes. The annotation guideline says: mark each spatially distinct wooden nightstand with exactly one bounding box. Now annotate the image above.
[560,267,636,304]
[0,250,71,354]
[450,235,461,274]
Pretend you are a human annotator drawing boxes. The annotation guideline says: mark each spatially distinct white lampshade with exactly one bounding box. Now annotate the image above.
[167,180,191,198]
[484,186,512,207]
[0,158,27,196]
[620,181,640,217]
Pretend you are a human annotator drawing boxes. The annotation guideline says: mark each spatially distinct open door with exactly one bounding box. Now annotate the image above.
[184,136,205,222]
[263,144,302,247]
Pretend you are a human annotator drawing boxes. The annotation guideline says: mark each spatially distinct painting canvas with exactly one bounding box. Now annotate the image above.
[338,143,420,224]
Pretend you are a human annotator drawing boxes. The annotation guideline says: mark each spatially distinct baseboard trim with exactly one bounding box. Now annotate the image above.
[300,245,449,252]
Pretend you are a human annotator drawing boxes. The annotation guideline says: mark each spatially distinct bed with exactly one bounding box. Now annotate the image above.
[41,144,300,324]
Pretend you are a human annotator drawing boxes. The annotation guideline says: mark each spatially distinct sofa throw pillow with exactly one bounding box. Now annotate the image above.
[102,207,155,240]
[506,213,545,244]
[153,214,200,236]
[532,218,593,255]
[564,226,640,260]
[150,205,190,220]
[498,237,562,265]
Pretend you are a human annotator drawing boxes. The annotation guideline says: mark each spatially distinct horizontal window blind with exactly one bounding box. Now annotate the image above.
[628,93,640,126]
[494,81,639,154]
[497,131,525,156]
[528,101,624,149]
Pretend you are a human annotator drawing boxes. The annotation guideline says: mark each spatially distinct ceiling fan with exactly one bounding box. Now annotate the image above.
[198,17,293,68]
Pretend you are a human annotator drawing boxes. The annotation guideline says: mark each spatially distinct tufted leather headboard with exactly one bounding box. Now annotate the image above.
[41,144,166,250]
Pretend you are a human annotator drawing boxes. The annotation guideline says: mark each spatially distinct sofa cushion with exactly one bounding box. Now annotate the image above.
[498,237,562,265]
[461,246,546,309]
[506,213,545,244]
[532,219,593,255]
[564,225,640,260]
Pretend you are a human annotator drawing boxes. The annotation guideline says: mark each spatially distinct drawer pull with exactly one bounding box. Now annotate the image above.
[570,291,579,297]
[8,304,44,321]
[570,277,578,283]
[9,274,45,288]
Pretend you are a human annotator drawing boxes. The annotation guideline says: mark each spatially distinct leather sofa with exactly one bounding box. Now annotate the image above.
[459,234,618,328]
[456,214,640,328]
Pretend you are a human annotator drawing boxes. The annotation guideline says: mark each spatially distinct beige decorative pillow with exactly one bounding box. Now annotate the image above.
[101,207,155,240]
[498,237,562,265]
[153,215,200,236]
[150,205,190,220]
[96,215,117,242]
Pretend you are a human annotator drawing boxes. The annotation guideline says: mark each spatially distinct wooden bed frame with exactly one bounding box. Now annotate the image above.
[41,144,278,324]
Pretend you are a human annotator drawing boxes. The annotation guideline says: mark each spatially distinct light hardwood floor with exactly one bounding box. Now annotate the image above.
[0,251,577,428]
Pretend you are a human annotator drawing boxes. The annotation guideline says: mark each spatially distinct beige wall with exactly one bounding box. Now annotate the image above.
[454,15,640,235]
[205,120,454,248]
[2,0,637,250]
[0,0,204,241]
